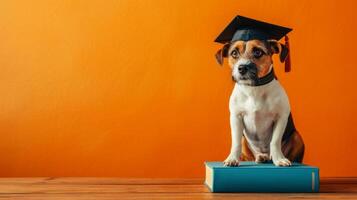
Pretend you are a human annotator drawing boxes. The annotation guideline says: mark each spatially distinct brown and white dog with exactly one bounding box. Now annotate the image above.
[215,39,304,167]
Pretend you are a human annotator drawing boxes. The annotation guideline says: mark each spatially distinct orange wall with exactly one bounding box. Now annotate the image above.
[0,0,355,177]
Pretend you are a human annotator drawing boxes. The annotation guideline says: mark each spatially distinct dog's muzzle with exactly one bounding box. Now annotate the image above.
[238,64,249,75]
[233,62,258,83]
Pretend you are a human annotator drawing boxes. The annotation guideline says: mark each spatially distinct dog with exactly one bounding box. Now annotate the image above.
[215,39,305,167]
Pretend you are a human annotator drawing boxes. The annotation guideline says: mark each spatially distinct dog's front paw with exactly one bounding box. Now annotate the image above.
[272,157,291,167]
[223,155,240,167]
[271,147,291,167]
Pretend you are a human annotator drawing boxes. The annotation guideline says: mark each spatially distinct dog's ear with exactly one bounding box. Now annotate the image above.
[215,43,230,66]
[279,43,289,63]
[268,40,280,54]
[267,40,289,63]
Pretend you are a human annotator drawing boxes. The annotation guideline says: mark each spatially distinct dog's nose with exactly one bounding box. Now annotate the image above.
[238,65,248,75]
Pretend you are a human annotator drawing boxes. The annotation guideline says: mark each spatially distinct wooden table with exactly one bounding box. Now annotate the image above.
[0,178,355,199]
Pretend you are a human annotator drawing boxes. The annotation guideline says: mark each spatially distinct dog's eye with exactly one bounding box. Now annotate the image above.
[230,50,239,58]
[253,48,264,58]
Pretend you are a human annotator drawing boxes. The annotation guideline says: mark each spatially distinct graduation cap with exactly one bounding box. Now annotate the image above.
[215,15,292,72]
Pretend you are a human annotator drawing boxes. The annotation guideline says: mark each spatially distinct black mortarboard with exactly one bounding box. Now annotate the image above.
[215,15,292,72]
[215,15,292,43]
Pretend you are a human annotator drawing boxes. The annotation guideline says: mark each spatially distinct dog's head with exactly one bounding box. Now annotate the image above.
[215,39,288,85]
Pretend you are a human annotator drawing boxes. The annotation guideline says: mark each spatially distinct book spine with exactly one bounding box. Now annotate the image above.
[213,168,319,192]
[312,168,320,192]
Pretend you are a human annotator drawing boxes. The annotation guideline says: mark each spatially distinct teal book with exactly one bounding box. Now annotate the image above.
[205,161,319,193]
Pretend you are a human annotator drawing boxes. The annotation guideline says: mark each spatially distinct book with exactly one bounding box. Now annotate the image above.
[205,161,319,193]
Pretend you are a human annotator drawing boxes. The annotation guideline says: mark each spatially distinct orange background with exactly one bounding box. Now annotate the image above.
[0,0,355,177]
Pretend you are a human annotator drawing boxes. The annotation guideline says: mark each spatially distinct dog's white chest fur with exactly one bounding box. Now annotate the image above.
[229,79,290,155]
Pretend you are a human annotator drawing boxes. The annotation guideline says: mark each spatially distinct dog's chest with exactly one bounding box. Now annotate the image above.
[240,95,276,139]
[230,83,282,153]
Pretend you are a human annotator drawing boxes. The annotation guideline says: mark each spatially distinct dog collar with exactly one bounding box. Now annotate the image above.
[253,68,276,86]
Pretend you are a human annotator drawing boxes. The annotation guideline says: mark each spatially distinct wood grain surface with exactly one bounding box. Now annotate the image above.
[0,178,355,199]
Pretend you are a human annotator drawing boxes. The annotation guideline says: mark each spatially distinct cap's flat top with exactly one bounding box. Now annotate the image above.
[205,161,318,169]
[215,15,292,44]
